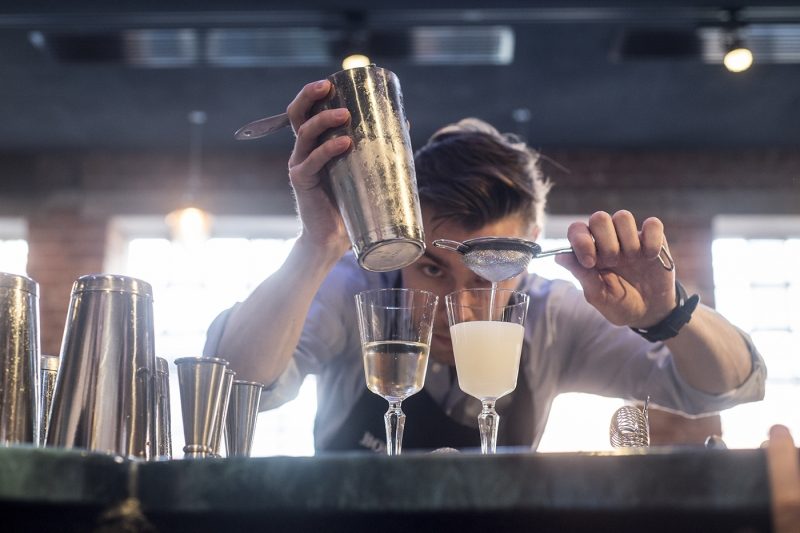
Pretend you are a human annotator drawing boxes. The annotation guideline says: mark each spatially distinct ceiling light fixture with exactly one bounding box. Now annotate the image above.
[166,110,212,245]
[722,8,754,73]
[723,39,754,72]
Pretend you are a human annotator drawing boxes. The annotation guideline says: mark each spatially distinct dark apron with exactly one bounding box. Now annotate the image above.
[317,362,534,453]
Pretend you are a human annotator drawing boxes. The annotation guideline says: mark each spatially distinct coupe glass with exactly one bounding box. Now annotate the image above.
[355,288,438,455]
[445,288,529,454]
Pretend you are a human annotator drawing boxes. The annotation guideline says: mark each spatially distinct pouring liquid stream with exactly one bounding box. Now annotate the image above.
[490,282,498,322]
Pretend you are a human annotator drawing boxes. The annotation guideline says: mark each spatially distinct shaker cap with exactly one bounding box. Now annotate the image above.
[0,272,39,296]
[72,274,153,298]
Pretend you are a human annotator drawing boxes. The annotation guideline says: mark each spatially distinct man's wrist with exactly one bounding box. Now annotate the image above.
[631,280,700,342]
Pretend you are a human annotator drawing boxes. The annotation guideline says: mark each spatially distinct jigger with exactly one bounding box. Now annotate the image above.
[175,357,229,458]
[224,380,264,458]
[0,272,40,446]
[39,355,59,446]
[210,368,235,457]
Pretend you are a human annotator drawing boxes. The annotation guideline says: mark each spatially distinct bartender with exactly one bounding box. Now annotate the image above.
[204,79,765,452]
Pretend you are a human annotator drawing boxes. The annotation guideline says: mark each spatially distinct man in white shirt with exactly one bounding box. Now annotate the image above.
[205,80,765,452]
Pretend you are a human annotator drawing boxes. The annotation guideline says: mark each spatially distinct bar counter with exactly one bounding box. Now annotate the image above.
[0,446,770,532]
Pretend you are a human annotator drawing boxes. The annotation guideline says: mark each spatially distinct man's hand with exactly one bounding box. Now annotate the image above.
[555,210,676,329]
[286,80,352,258]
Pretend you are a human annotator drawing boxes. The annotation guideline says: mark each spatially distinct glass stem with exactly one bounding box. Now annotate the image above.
[384,401,406,456]
[478,400,499,454]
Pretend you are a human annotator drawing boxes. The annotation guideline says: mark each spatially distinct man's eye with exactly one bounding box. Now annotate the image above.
[421,264,443,278]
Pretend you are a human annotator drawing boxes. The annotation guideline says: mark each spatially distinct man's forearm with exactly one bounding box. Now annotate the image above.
[666,304,753,395]
[216,238,342,386]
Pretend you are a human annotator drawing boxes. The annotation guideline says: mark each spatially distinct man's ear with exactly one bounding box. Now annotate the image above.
[528,225,541,242]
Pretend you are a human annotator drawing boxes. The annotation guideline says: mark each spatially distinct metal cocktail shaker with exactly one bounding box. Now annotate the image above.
[314,65,425,272]
[0,272,40,445]
[39,354,59,446]
[47,275,156,459]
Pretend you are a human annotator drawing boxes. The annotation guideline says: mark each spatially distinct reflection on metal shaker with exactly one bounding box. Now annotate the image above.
[314,65,425,272]
[39,354,59,446]
[0,272,40,445]
[47,275,156,459]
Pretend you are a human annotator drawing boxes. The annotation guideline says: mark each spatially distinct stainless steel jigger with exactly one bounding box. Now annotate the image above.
[224,380,264,458]
[154,357,173,459]
[434,237,674,282]
[175,357,229,458]
[39,355,59,446]
[0,272,40,446]
[210,368,235,457]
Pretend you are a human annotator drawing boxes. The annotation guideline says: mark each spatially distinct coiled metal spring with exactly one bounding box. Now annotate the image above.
[610,397,650,448]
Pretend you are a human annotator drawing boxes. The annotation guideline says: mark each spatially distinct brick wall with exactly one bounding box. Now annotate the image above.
[26,208,108,355]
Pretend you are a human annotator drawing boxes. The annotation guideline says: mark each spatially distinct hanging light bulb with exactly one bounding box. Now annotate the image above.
[166,206,212,245]
[721,9,753,74]
[723,43,754,73]
[166,110,212,245]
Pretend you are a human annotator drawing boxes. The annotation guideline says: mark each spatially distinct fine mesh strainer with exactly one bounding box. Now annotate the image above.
[433,237,674,283]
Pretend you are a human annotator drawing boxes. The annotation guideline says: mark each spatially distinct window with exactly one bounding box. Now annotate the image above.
[713,216,800,448]
[113,216,317,457]
[0,218,28,275]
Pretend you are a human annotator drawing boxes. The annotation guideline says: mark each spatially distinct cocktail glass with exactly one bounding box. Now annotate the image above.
[355,288,438,455]
[445,288,529,454]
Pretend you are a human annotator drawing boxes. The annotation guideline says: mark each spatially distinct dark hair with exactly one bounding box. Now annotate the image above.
[414,118,551,232]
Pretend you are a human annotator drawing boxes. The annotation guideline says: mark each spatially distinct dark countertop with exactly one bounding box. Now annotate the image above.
[0,446,771,533]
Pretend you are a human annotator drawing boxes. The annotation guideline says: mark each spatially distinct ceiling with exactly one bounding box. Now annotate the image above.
[1,0,800,154]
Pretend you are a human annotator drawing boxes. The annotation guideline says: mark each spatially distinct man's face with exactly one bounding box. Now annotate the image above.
[401,211,537,366]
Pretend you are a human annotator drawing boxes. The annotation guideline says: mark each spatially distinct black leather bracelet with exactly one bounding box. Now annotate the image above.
[630,280,700,342]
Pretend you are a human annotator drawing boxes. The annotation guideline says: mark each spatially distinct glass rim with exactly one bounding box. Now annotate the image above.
[356,287,437,298]
[445,287,528,299]
[355,287,439,306]
[445,288,529,312]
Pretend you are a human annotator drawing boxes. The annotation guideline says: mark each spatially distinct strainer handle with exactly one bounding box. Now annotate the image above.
[536,244,674,272]
[533,246,573,259]
[432,239,470,254]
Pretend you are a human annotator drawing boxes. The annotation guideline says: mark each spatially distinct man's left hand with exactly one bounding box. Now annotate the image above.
[555,210,676,329]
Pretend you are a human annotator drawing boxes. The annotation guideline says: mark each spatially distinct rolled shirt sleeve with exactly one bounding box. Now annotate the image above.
[551,281,766,416]
[203,255,386,413]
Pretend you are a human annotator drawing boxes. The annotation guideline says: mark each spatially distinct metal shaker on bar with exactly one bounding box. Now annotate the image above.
[0,272,40,445]
[313,65,425,272]
[47,275,156,459]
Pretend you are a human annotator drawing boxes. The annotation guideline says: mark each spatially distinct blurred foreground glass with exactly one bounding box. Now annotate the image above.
[355,288,438,455]
[446,288,529,454]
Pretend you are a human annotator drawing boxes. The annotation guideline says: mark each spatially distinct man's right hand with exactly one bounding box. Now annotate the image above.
[287,80,352,260]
